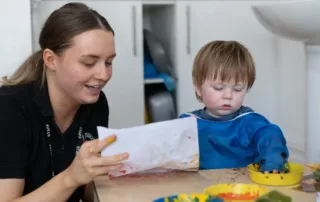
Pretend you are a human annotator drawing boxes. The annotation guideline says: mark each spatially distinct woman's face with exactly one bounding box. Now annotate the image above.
[48,29,116,105]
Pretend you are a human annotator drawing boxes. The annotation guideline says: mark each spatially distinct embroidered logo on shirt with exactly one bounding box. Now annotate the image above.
[85,132,96,141]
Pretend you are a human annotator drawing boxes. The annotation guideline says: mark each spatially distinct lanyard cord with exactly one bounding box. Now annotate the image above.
[45,124,84,177]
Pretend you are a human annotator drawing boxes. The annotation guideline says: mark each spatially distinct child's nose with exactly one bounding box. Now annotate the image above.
[223,89,233,99]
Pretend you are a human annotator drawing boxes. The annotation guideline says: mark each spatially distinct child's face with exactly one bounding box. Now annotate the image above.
[195,78,247,118]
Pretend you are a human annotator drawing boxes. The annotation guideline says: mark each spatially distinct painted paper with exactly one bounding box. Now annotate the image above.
[98,117,199,177]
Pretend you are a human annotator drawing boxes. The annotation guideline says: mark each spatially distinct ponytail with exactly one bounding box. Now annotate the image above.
[0,50,46,87]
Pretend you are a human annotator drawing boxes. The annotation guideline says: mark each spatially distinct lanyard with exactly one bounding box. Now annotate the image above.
[45,124,84,177]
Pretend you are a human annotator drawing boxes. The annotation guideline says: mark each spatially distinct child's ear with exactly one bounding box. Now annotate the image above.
[193,80,202,98]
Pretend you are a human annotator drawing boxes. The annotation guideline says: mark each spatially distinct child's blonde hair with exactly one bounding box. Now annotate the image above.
[192,40,256,102]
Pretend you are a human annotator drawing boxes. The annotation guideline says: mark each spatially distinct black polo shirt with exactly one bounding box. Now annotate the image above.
[0,81,109,202]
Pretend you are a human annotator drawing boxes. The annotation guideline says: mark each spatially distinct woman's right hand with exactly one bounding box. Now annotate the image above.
[64,135,129,187]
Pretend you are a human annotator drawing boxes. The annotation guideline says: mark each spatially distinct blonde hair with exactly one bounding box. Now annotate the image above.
[192,40,256,102]
[1,50,46,86]
[0,2,114,87]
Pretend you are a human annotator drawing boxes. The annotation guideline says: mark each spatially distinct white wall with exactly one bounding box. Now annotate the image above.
[0,1,32,78]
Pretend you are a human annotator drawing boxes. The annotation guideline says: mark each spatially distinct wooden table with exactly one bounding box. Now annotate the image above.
[93,167,316,202]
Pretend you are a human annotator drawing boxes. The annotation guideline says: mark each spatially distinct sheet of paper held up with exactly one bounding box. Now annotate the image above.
[97,117,199,177]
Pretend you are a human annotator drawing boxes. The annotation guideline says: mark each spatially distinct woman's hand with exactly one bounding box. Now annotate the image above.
[65,135,129,187]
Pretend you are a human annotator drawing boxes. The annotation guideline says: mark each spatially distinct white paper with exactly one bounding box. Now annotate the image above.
[98,117,199,177]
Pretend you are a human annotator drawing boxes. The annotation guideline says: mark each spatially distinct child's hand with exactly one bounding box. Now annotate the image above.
[264,170,279,174]
[257,153,289,174]
[262,161,289,174]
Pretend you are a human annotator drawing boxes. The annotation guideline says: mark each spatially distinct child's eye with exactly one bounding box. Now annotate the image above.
[213,87,223,91]
[234,88,243,92]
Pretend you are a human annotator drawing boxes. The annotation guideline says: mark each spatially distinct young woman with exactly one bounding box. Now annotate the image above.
[0,3,129,202]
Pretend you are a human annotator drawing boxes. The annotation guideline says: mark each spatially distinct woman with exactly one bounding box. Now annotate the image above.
[0,3,129,202]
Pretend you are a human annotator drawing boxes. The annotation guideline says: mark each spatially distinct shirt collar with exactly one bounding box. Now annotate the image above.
[32,80,53,117]
[32,80,91,126]
[200,106,251,122]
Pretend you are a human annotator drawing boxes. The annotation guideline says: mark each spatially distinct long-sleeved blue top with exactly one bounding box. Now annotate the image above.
[180,106,289,172]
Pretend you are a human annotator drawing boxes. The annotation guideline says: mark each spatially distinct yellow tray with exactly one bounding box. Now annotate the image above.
[247,162,304,186]
[203,183,269,202]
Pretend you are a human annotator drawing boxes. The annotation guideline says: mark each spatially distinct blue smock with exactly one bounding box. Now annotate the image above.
[180,106,289,172]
